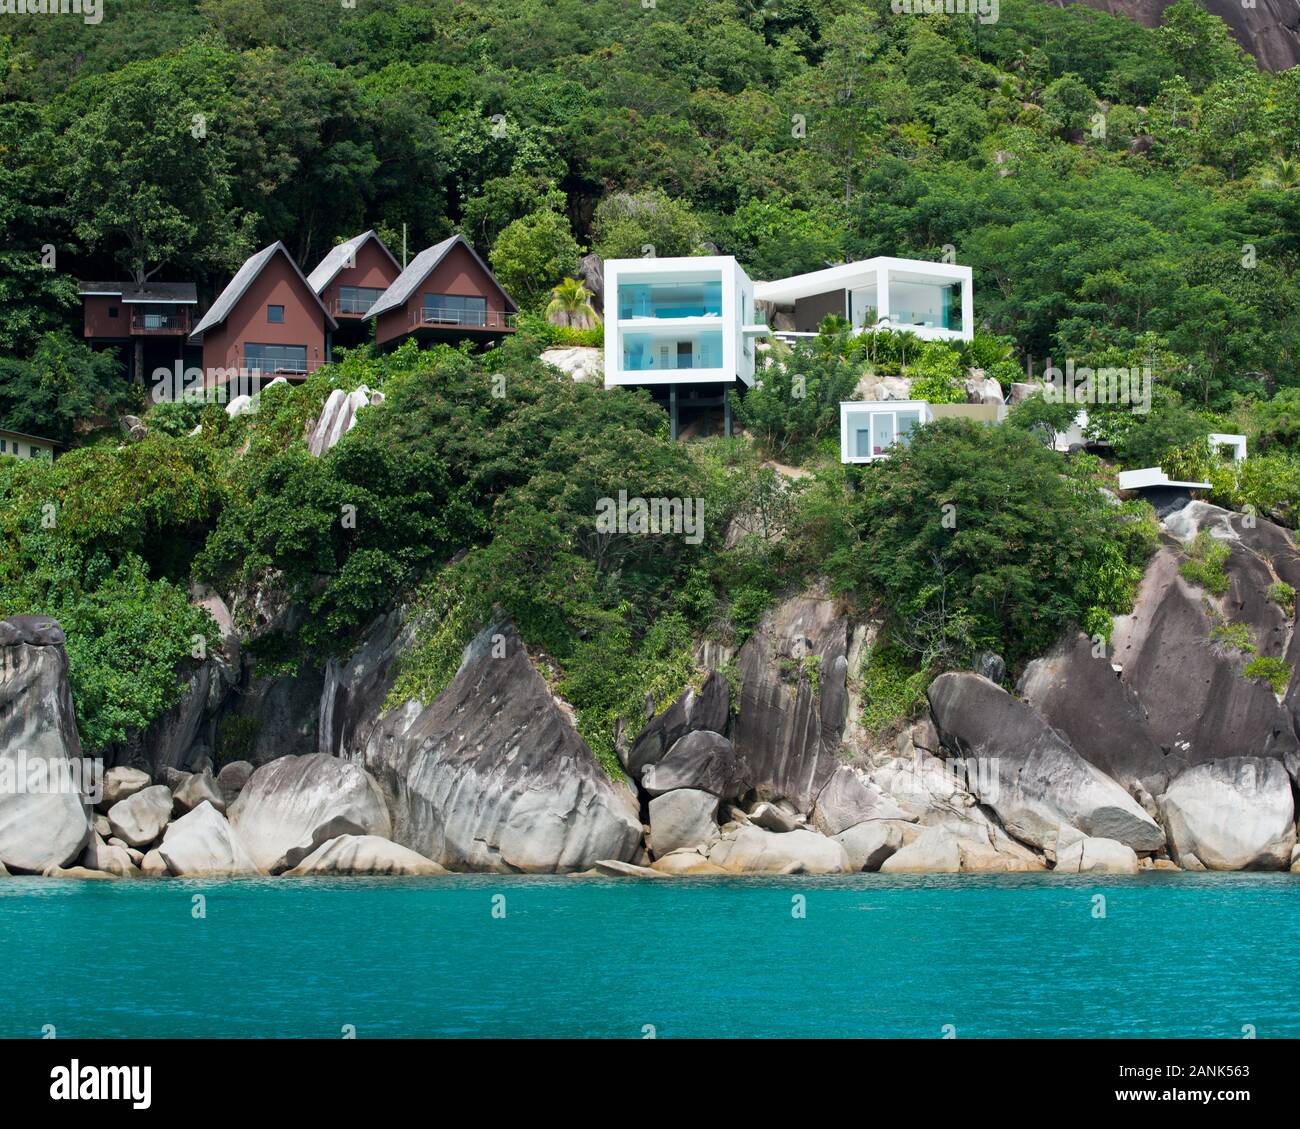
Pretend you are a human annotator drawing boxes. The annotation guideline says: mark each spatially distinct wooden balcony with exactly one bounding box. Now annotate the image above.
[130,309,192,335]
[410,308,517,332]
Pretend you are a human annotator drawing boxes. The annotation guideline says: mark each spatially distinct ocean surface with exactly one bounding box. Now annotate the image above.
[2,872,1296,1039]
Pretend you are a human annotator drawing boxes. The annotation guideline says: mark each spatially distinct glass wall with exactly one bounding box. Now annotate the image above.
[848,406,925,458]
[618,280,722,320]
[888,280,959,331]
[622,330,724,372]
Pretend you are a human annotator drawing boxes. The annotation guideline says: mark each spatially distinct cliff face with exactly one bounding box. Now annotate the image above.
[1051,0,1300,71]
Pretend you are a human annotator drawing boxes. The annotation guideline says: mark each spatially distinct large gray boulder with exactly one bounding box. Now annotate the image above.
[648,789,719,855]
[0,616,92,872]
[707,825,850,874]
[318,609,412,760]
[229,753,391,873]
[107,785,173,848]
[1053,836,1140,875]
[364,622,643,872]
[622,670,730,781]
[731,592,850,811]
[158,801,261,877]
[1111,507,1300,780]
[283,835,446,877]
[1019,633,1171,793]
[835,819,914,871]
[1159,757,1296,870]
[78,832,140,877]
[173,770,225,815]
[811,765,908,837]
[641,730,738,797]
[98,765,151,811]
[228,667,325,765]
[216,761,254,804]
[879,827,962,873]
[927,672,1165,853]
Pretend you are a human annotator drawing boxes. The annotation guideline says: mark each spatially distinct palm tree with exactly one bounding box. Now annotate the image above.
[546,278,600,330]
[1261,156,1299,190]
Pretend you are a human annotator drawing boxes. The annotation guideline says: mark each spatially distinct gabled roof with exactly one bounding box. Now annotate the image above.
[365,235,517,320]
[189,242,337,341]
[306,230,400,294]
[78,281,198,304]
[0,426,60,446]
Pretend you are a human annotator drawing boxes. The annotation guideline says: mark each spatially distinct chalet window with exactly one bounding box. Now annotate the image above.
[0,440,6,453]
[337,286,385,315]
[244,343,308,374]
[108,306,119,318]
[267,305,285,324]
[423,294,487,327]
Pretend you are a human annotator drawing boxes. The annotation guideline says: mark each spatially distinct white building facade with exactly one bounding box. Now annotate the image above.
[755,257,974,343]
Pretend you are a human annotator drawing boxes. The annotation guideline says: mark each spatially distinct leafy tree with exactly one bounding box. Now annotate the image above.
[833,420,1154,666]
[591,189,706,260]
[489,208,581,304]
[0,332,129,445]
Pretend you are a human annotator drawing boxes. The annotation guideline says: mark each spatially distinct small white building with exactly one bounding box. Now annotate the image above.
[840,400,932,462]
[755,257,974,343]
[0,428,57,461]
[603,256,766,436]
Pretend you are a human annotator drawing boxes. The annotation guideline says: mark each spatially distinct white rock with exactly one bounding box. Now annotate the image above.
[879,827,962,873]
[158,802,260,877]
[283,835,446,876]
[707,825,850,874]
[1159,758,1295,870]
[649,788,719,855]
[229,753,391,873]
[1053,836,1139,874]
[834,820,913,871]
[107,785,173,848]
[98,766,151,811]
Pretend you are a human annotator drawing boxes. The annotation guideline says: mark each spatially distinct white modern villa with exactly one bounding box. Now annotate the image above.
[603,256,767,437]
[754,257,974,343]
[603,254,973,437]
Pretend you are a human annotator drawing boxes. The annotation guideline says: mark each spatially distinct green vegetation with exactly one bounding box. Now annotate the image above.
[1179,531,1232,595]
[1267,581,1296,618]
[860,641,930,739]
[1210,620,1255,653]
[829,421,1157,667]
[4,0,1300,758]
[1243,656,1290,694]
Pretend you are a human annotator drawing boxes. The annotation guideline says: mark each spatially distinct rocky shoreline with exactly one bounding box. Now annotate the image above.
[2,500,1299,881]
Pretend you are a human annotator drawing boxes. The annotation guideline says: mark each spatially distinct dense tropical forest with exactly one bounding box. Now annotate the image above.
[2,0,1299,767]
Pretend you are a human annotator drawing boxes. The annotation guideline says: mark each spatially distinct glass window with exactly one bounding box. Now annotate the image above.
[618,280,723,319]
[871,412,894,456]
[244,343,308,373]
[854,426,872,459]
[108,306,119,318]
[895,410,922,447]
[423,294,487,326]
[621,331,723,371]
[267,305,285,324]
[337,286,385,315]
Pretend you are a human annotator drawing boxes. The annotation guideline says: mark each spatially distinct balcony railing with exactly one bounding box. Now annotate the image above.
[238,354,324,377]
[131,310,191,335]
[411,308,517,331]
[332,295,380,317]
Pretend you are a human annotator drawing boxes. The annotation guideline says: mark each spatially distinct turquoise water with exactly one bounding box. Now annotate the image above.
[2,873,1296,1039]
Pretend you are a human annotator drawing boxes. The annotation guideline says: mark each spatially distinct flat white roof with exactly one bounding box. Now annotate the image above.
[755,257,971,305]
[1116,468,1210,491]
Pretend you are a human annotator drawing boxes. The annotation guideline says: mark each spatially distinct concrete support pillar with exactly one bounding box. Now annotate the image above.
[670,385,678,441]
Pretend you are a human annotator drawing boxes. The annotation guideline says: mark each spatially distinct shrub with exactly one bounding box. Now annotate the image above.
[1243,655,1289,694]
[833,421,1155,667]
[1178,530,1231,595]
[860,641,930,738]
[906,341,966,404]
[1268,581,1296,618]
